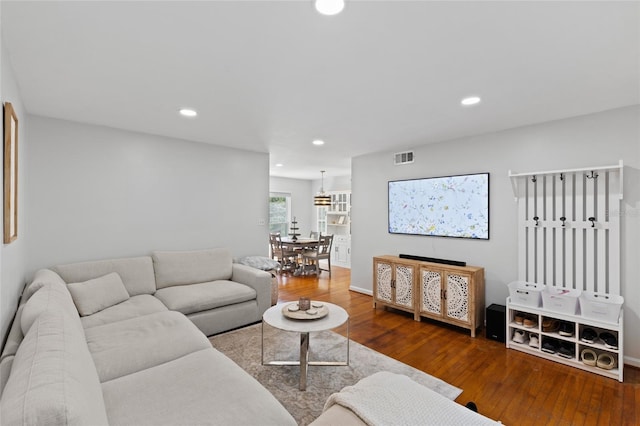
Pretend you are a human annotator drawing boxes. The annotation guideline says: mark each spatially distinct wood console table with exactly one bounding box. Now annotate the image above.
[373,255,485,337]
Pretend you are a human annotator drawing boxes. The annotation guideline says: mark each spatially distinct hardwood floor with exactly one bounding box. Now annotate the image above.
[276,266,639,426]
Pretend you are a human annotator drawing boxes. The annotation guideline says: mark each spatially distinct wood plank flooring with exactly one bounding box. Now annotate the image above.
[276,266,639,426]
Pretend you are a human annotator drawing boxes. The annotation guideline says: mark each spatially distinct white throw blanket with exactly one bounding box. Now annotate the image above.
[322,372,500,425]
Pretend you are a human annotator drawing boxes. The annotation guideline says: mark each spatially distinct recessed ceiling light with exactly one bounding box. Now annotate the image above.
[315,0,345,16]
[312,139,325,146]
[275,163,284,167]
[179,108,198,117]
[461,96,481,106]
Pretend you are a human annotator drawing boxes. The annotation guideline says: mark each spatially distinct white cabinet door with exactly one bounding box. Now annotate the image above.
[332,236,351,268]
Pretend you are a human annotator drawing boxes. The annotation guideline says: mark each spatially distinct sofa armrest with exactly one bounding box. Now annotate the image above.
[231,264,271,315]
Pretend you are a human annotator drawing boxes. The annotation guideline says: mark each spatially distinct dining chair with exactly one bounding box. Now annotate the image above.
[269,232,298,273]
[302,234,333,277]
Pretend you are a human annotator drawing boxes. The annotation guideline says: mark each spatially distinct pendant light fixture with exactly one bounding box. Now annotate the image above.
[313,171,332,206]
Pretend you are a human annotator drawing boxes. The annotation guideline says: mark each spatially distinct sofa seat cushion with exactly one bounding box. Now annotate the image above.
[0,310,109,425]
[101,348,296,426]
[85,311,211,382]
[68,272,130,316]
[80,294,168,329]
[154,280,257,315]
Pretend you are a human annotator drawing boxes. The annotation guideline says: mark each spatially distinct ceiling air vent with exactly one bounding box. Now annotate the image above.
[394,151,414,165]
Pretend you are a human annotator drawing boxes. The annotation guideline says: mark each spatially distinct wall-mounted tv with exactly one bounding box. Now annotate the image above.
[388,172,489,240]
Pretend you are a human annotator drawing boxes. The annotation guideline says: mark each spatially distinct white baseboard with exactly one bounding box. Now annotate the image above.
[349,285,372,296]
[624,355,640,368]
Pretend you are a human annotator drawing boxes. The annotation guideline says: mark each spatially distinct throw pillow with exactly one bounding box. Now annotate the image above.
[67,272,130,316]
[235,256,280,271]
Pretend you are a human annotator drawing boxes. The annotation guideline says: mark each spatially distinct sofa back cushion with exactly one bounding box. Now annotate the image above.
[0,309,109,425]
[68,272,131,316]
[153,248,233,289]
[20,281,82,336]
[0,305,24,397]
[22,269,68,303]
[53,256,156,296]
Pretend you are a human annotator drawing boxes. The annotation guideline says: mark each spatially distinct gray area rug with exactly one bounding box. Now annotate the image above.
[210,323,462,425]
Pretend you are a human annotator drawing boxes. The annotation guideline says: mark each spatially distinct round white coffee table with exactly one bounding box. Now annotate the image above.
[262,301,349,391]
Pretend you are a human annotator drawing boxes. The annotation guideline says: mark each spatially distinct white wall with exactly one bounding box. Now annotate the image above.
[269,176,313,236]
[24,116,270,276]
[351,106,640,364]
[0,37,29,342]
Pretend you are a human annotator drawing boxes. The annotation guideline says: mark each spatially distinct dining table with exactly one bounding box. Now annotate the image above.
[279,237,319,275]
[280,237,319,250]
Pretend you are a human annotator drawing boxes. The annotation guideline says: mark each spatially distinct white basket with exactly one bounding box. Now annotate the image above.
[508,281,546,307]
[579,292,624,324]
[542,287,582,315]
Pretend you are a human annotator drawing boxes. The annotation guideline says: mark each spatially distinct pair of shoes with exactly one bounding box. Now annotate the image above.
[513,329,533,344]
[600,332,618,349]
[580,329,618,349]
[558,343,575,359]
[558,322,574,337]
[523,315,538,328]
[542,318,559,332]
[541,340,558,354]
[596,353,616,370]
[529,333,539,348]
[581,348,597,366]
[512,329,528,344]
[581,328,597,343]
[514,312,525,325]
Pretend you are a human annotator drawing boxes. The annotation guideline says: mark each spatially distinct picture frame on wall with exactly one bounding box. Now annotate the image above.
[4,102,18,244]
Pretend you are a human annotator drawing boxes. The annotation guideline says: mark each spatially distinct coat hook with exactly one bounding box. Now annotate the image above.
[560,216,566,227]
[533,216,539,226]
[586,171,599,179]
[559,173,564,181]
[588,217,596,227]
[531,175,537,183]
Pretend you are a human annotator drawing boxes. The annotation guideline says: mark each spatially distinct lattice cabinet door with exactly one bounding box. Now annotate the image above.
[374,260,393,304]
[444,273,471,325]
[373,256,419,320]
[420,268,443,318]
[394,264,415,309]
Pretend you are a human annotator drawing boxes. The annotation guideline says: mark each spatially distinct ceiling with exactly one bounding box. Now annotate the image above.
[2,1,638,180]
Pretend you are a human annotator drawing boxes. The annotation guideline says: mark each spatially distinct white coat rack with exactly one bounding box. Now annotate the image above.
[509,160,623,296]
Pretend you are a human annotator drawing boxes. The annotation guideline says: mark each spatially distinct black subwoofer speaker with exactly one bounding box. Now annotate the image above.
[486,304,506,343]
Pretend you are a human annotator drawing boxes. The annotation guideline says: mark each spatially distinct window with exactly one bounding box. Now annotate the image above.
[269,193,291,235]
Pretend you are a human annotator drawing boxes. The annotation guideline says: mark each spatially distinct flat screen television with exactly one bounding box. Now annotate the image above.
[388,172,489,240]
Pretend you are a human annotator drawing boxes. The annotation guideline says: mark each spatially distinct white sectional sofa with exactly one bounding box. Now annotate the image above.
[0,248,296,425]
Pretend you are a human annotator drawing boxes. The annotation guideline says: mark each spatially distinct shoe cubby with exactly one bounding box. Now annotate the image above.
[506,297,623,382]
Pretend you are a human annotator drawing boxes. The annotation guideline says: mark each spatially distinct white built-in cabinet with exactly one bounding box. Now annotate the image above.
[332,235,351,268]
[318,190,351,268]
[506,300,623,382]
[507,161,624,381]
